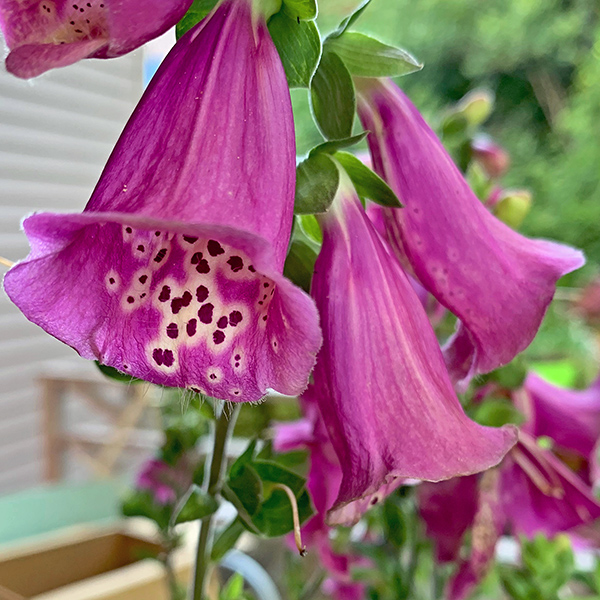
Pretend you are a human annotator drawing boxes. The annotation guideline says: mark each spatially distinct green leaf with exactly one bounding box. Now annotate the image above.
[252,487,312,537]
[282,0,317,20]
[297,214,323,244]
[268,12,321,88]
[175,489,219,524]
[176,0,219,39]
[253,460,307,494]
[334,151,402,207]
[221,573,244,600]
[309,132,368,156]
[382,498,407,548]
[95,361,142,384]
[327,0,372,40]
[121,490,171,531]
[326,32,422,78]
[283,237,318,293]
[211,518,245,562]
[310,50,355,140]
[227,464,263,518]
[295,152,340,214]
[472,398,525,428]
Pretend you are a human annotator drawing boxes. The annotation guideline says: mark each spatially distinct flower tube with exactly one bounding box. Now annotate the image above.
[4,0,321,403]
[356,78,584,386]
[310,167,517,524]
[0,0,192,78]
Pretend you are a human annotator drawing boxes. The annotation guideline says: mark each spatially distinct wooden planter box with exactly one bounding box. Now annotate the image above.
[0,526,192,600]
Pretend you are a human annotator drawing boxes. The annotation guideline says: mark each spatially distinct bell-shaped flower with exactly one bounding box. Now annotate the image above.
[501,433,600,539]
[356,78,584,386]
[521,373,600,474]
[3,0,321,403]
[310,167,517,525]
[470,135,510,179]
[417,475,479,564]
[0,0,192,78]
[136,457,191,506]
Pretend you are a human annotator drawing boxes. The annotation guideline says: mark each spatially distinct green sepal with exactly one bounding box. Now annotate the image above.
[176,0,219,39]
[211,518,246,561]
[175,488,219,524]
[294,152,340,214]
[310,50,355,140]
[268,11,321,88]
[121,489,172,531]
[326,32,422,78]
[334,151,402,207]
[95,361,142,384]
[281,0,317,20]
[327,0,372,40]
[309,132,368,156]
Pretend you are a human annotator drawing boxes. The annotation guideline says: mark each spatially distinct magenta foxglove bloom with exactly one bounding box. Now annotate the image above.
[136,457,191,505]
[4,0,321,403]
[522,372,600,472]
[417,475,479,563]
[471,135,510,179]
[0,0,192,78]
[356,78,584,386]
[311,169,517,525]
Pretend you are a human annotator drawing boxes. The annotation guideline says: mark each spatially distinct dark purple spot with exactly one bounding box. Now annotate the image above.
[125,226,132,233]
[248,265,256,272]
[140,293,146,298]
[258,301,263,306]
[371,497,378,505]
[196,285,209,302]
[181,291,192,306]
[263,294,267,300]
[198,303,214,324]
[191,252,203,264]
[262,316,267,322]
[233,390,240,396]
[270,289,275,296]
[187,319,197,337]
[163,350,174,367]
[166,323,179,339]
[74,28,82,32]
[159,285,171,302]
[127,296,134,304]
[155,231,161,237]
[171,298,183,314]
[153,349,164,365]
[234,354,241,360]
[70,20,75,24]
[123,364,129,370]
[196,260,210,274]
[209,373,217,380]
[183,235,198,244]
[154,248,167,263]
[213,330,225,344]
[109,277,115,284]
[227,256,243,272]
[263,282,269,288]
[190,387,201,394]
[217,316,228,329]
[235,362,240,368]
[139,275,148,284]
[137,244,145,252]
[229,311,243,326]
[207,240,225,256]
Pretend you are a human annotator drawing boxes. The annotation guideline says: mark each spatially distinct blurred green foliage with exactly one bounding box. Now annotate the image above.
[297,0,600,280]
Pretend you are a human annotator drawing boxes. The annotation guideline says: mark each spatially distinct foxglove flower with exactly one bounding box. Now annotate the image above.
[0,0,192,78]
[521,372,600,471]
[136,457,191,506]
[4,0,321,403]
[356,78,584,386]
[471,135,510,179]
[311,168,517,525]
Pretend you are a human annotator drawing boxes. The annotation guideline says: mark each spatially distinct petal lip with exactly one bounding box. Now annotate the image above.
[0,0,192,78]
[4,211,321,402]
[311,176,517,527]
[357,78,585,386]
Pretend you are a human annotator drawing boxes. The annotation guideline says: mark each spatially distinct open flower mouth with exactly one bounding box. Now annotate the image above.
[103,223,278,399]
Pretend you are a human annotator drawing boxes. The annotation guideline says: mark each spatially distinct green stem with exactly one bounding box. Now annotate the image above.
[191,404,241,600]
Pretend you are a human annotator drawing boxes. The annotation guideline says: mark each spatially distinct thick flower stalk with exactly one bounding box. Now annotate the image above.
[4,0,321,403]
[310,167,517,525]
[0,0,192,78]
[356,78,585,386]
